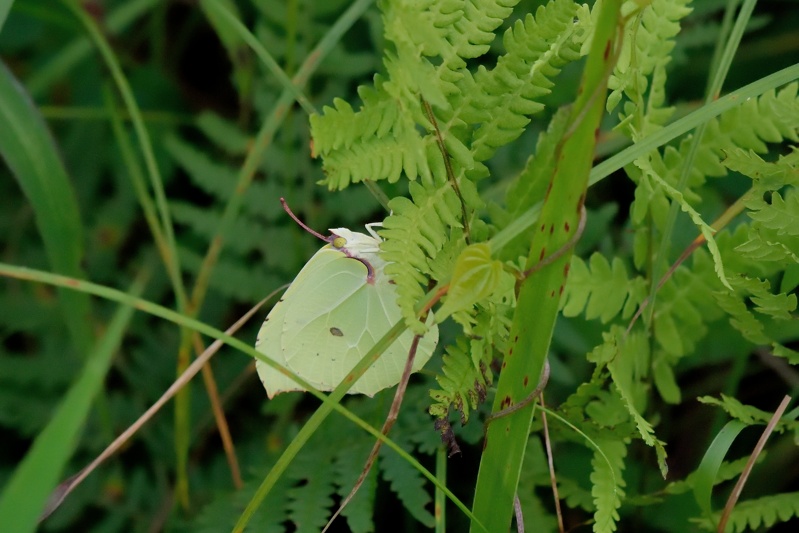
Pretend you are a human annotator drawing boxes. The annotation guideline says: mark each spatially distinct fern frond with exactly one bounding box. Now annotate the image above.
[170,201,266,255]
[311,80,432,190]
[609,0,693,134]
[605,328,668,475]
[693,492,799,533]
[461,0,582,161]
[665,454,765,496]
[561,253,647,323]
[179,246,280,301]
[698,394,799,433]
[627,84,799,266]
[429,337,489,424]
[722,147,799,190]
[380,180,464,332]
[746,188,799,237]
[517,438,561,528]
[635,156,732,288]
[286,450,337,531]
[734,274,797,320]
[591,438,627,533]
[163,134,238,197]
[378,446,435,528]
[193,463,294,533]
[312,0,587,190]
[556,475,596,513]
[652,252,725,357]
[714,231,797,346]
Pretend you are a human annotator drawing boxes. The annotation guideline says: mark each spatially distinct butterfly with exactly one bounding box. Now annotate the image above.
[256,221,438,398]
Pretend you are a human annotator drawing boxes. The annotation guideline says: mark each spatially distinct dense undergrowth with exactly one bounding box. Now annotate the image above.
[1,0,799,532]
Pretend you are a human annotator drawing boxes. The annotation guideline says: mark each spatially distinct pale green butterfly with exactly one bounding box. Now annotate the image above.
[256,203,438,398]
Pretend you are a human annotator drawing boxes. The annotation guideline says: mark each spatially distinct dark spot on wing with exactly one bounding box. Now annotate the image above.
[330,327,344,337]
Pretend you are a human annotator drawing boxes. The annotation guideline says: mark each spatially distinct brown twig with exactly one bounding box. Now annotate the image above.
[322,334,424,532]
[541,392,565,533]
[717,395,792,533]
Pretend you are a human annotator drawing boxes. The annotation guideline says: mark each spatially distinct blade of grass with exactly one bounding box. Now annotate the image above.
[692,420,747,527]
[40,291,276,521]
[0,271,147,533]
[200,0,316,116]
[0,0,12,31]
[183,0,376,506]
[0,59,92,354]
[489,63,799,254]
[470,2,622,530]
[59,0,200,504]
[25,0,159,97]
[435,446,447,533]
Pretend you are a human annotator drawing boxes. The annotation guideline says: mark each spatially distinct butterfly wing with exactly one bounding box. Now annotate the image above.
[256,237,438,398]
[255,247,355,398]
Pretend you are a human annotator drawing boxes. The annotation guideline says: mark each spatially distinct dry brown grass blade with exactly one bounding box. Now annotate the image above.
[541,392,565,533]
[192,334,242,489]
[39,295,276,522]
[717,394,792,533]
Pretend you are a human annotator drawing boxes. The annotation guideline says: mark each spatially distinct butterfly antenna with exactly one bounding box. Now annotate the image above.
[280,197,330,242]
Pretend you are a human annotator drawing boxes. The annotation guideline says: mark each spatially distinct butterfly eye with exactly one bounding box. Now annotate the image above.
[332,236,347,248]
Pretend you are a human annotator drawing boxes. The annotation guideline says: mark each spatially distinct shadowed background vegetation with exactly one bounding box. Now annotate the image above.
[1,0,799,531]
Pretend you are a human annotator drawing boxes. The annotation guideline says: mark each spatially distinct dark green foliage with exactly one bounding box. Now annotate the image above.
[3,0,799,532]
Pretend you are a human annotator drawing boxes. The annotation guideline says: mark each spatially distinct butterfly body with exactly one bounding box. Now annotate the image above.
[256,226,438,398]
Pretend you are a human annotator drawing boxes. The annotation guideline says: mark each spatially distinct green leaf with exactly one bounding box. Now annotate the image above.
[0,60,92,354]
[692,420,747,525]
[0,278,143,532]
[436,243,505,320]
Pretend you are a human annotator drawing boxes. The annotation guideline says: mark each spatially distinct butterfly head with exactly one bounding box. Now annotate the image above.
[329,227,385,283]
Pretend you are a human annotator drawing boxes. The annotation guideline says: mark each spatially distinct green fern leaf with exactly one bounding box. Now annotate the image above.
[722,147,799,190]
[163,134,238,200]
[333,436,377,533]
[610,0,693,135]
[693,491,799,532]
[179,246,281,301]
[605,328,669,476]
[429,337,489,424]
[591,438,627,533]
[746,188,799,236]
[381,180,464,333]
[170,200,266,255]
[772,343,799,364]
[463,0,582,161]
[712,270,797,346]
[562,253,647,323]
[286,452,338,532]
[379,446,435,527]
[698,394,799,433]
